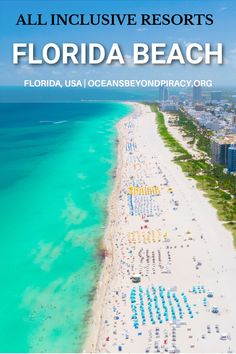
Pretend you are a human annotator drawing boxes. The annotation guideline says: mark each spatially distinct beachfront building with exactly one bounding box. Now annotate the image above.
[161,101,179,111]
[228,145,236,172]
[210,135,236,166]
[210,140,230,165]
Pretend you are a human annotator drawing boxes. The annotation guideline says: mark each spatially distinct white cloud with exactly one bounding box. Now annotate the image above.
[18,64,34,72]
[218,6,228,12]
[183,41,191,48]
[137,27,147,32]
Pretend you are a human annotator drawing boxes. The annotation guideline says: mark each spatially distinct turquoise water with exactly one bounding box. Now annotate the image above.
[0,101,132,352]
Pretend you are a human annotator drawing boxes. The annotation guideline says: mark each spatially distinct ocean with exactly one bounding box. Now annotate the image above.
[0,99,132,352]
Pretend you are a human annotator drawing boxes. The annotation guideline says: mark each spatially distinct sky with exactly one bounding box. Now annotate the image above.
[0,0,236,87]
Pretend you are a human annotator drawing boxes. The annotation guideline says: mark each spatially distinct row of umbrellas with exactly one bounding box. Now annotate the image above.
[129,195,160,217]
[130,285,196,329]
[128,229,168,244]
[128,186,160,196]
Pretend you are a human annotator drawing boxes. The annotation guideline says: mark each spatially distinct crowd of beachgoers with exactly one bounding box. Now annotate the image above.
[85,103,236,353]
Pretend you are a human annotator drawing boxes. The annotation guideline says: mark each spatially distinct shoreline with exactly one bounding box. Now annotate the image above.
[84,102,236,353]
[83,102,137,352]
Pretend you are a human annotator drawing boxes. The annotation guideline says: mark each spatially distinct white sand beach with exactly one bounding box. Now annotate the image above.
[85,103,236,353]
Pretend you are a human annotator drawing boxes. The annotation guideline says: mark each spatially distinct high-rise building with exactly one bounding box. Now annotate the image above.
[159,86,169,101]
[210,136,236,166]
[192,86,202,103]
[228,146,236,172]
[210,140,230,165]
[210,91,222,102]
